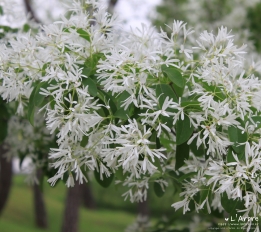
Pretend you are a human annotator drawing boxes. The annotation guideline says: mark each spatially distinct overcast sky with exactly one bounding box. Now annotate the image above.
[114,0,162,30]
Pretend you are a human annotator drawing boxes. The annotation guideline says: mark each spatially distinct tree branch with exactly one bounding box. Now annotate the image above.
[23,0,40,23]
[108,0,119,14]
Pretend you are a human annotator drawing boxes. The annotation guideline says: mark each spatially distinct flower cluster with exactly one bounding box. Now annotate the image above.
[1,1,261,231]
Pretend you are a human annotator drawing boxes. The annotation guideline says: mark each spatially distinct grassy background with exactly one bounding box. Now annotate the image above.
[0,175,137,232]
[0,174,178,232]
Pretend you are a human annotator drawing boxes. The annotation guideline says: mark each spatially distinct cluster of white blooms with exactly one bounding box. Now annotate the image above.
[1,1,261,230]
[0,0,27,27]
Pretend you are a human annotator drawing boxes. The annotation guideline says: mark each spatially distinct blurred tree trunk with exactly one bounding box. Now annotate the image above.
[23,0,40,23]
[33,169,48,229]
[61,182,81,232]
[138,199,149,216]
[0,144,12,216]
[108,0,119,14]
[81,183,96,209]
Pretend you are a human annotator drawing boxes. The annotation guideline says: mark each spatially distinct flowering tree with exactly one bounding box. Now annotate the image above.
[1,0,261,231]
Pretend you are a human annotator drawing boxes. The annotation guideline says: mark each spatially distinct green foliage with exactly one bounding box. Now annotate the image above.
[114,108,129,120]
[115,166,128,181]
[94,168,114,188]
[175,115,193,145]
[153,181,165,197]
[200,187,211,214]
[175,141,190,170]
[247,2,261,53]
[221,192,244,215]
[22,24,30,33]
[77,28,91,42]
[156,83,178,105]
[80,135,89,147]
[190,138,204,157]
[0,25,18,39]
[82,52,104,77]
[161,65,184,89]
[228,125,247,154]
[28,81,49,126]
[202,82,226,102]
[82,77,97,97]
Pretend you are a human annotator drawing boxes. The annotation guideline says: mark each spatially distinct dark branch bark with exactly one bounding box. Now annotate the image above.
[109,0,118,8]
[108,0,119,14]
[138,199,149,217]
[81,183,96,210]
[23,0,40,23]
[33,169,48,229]
[0,144,12,216]
[61,182,81,232]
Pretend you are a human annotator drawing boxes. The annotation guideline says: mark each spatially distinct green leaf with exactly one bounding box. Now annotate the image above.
[200,187,211,214]
[190,138,205,157]
[149,131,163,172]
[0,25,18,34]
[14,67,23,73]
[81,67,92,77]
[202,83,226,101]
[159,136,174,152]
[175,142,190,170]
[249,116,261,131]
[188,192,200,211]
[23,24,30,32]
[41,63,49,76]
[80,135,88,147]
[77,28,91,42]
[82,53,103,76]
[228,125,247,154]
[34,82,49,107]
[97,90,117,114]
[181,101,202,111]
[171,82,184,98]
[227,146,236,163]
[150,172,162,181]
[161,65,184,88]
[0,6,4,16]
[176,115,194,145]
[149,131,157,149]
[221,192,244,214]
[156,83,178,107]
[227,147,244,163]
[177,172,197,182]
[28,86,37,126]
[49,95,55,110]
[82,77,97,97]
[211,209,224,219]
[115,166,127,181]
[114,108,128,120]
[153,181,165,197]
[116,91,131,108]
[94,169,114,188]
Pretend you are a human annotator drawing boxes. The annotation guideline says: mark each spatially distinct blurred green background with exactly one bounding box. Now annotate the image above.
[0,174,178,232]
